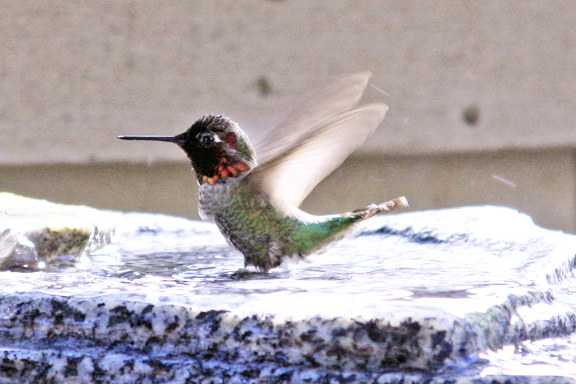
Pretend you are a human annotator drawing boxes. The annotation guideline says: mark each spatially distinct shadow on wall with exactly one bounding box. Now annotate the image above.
[0,147,574,233]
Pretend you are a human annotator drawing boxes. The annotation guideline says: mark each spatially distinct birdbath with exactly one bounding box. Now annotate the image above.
[0,193,575,383]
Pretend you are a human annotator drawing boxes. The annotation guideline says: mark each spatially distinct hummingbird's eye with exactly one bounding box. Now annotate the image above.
[199,133,216,146]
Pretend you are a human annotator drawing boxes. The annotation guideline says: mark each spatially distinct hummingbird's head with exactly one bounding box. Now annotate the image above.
[118,114,256,185]
[176,115,256,185]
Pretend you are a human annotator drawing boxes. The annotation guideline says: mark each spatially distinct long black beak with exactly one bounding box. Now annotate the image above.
[117,135,182,144]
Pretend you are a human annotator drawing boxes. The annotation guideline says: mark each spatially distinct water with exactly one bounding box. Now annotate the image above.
[480,336,576,377]
[1,206,576,380]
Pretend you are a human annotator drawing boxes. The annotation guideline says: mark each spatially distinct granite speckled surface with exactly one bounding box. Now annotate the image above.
[0,195,576,382]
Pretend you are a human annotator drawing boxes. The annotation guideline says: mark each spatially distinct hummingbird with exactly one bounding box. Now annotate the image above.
[118,72,408,272]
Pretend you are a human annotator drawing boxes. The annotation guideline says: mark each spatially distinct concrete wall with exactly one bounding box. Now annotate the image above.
[2,149,574,233]
[1,1,575,231]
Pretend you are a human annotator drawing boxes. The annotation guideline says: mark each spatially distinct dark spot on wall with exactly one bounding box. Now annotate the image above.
[256,76,272,96]
[463,105,480,126]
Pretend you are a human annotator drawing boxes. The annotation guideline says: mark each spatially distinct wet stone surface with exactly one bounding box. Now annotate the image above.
[0,193,116,270]
[0,200,576,382]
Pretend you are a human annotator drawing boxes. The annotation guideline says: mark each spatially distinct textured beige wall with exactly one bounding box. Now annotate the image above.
[1,1,575,165]
[1,149,573,232]
[1,1,575,232]
[303,150,576,233]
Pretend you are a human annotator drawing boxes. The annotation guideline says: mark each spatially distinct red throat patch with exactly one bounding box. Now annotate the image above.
[201,158,250,186]
[223,132,237,149]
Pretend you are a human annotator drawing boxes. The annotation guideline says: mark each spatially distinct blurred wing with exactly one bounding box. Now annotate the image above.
[246,103,388,208]
[253,72,372,166]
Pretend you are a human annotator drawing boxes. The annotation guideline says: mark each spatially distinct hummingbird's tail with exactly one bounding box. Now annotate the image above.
[347,196,409,220]
[288,196,409,264]
[376,196,409,215]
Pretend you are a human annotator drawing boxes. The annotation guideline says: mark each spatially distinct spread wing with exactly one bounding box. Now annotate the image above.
[244,72,388,209]
[252,71,373,166]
